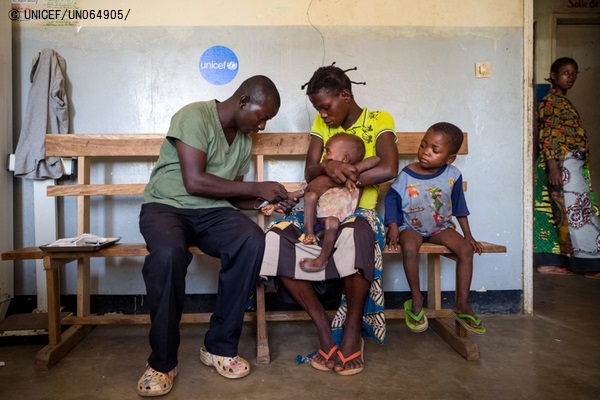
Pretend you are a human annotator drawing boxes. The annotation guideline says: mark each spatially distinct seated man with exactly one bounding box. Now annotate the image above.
[137,75,295,396]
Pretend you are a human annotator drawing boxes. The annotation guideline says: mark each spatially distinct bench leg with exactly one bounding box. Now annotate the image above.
[77,258,91,317]
[38,256,95,370]
[36,325,95,371]
[44,257,62,346]
[255,281,270,365]
[427,254,442,310]
[425,254,479,361]
[429,318,480,361]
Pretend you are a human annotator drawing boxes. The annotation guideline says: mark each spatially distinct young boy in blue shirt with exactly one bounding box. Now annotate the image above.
[384,122,485,335]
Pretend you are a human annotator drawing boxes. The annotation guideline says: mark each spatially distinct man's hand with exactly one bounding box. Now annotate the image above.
[257,181,288,203]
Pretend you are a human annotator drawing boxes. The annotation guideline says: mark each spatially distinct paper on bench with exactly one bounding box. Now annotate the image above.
[45,233,109,247]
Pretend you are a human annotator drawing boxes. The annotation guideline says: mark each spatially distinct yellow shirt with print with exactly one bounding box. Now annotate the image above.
[310,108,396,210]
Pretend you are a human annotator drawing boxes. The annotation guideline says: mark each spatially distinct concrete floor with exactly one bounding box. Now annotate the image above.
[1,273,599,400]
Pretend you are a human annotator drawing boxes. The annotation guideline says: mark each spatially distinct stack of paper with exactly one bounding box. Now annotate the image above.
[46,234,108,247]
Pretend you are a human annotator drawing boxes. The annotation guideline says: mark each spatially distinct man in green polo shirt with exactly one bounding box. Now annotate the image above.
[137,75,292,396]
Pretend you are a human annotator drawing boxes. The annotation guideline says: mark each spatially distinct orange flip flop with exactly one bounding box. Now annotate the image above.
[335,339,364,376]
[310,345,338,371]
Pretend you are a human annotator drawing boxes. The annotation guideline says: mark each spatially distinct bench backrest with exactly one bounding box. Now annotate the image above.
[45,132,468,234]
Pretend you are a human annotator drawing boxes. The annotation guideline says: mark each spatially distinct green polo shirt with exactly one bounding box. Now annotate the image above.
[144,100,252,209]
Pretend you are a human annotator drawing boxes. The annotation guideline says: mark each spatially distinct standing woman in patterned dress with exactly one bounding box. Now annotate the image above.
[533,57,600,277]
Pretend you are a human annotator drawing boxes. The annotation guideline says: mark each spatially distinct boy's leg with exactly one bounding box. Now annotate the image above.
[299,216,340,272]
[398,229,425,316]
[428,229,476,317]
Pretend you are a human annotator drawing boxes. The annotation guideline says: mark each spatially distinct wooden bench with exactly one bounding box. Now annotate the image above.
[1,132,506,369]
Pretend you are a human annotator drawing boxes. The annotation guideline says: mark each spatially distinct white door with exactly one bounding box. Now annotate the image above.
[556,23,600,186]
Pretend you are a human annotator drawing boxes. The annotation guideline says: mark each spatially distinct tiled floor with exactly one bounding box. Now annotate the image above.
[1,272,599,399]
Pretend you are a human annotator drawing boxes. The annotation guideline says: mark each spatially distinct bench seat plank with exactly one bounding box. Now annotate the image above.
[2,242,505,262]
[1,244,205,261]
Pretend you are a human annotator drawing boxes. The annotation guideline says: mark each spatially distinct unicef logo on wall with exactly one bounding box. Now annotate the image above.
[199,46,239,85]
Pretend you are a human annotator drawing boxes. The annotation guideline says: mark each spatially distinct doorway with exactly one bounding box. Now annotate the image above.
[555,20,600,186]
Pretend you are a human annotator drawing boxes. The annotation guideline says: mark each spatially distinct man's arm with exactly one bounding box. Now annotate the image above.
[176,140,287,205]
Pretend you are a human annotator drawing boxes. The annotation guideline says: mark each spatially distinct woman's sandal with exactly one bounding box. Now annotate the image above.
[335,339,364,376]
[310,345,338,371]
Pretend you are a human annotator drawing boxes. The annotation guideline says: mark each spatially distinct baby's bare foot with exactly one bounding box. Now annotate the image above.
[302,234,318,245]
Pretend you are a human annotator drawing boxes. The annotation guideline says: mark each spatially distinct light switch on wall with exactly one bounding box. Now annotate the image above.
[476,62,491,78]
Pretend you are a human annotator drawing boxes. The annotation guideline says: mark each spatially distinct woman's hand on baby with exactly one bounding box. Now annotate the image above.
[324,160,359,185]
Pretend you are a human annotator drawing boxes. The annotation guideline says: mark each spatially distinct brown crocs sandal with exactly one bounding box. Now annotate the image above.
[137,365,178,397]
[200,347,250,379]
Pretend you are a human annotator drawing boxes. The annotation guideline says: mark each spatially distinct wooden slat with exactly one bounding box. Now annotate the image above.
[382,241,506,255]
[35,325,95,371]
[47,184,146,197]
[430,319,480,361]
[1,247,44,260]
[45,134,166,157]
[1,244,205,261]
[60,308,454,326]
[250,133,311,156]
[2,242,504,262]
[47,180,466,198]
[48,183,303,197]
[45,132,467,158]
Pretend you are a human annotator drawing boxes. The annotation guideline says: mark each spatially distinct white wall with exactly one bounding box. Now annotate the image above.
[1,1,14,318]
[10,1,524,303]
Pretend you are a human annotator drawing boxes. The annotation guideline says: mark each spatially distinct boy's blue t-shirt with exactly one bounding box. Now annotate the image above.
[384,164,469,237]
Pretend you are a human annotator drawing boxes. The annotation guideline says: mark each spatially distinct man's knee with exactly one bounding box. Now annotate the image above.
[239,220,266,252]
[145,241,192,271]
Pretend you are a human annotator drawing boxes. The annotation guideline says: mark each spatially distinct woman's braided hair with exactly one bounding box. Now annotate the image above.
[301,62,365,98]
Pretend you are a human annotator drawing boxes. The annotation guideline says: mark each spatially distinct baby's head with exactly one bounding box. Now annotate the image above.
[324,134,365,164]
[427,122,463,156]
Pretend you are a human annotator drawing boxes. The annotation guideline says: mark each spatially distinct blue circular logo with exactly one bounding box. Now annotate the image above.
[199,46,239,85]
